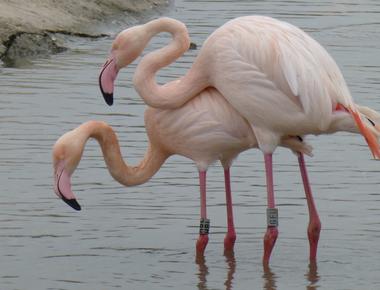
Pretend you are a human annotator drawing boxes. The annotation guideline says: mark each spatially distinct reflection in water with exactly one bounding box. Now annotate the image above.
[306,262,320,289]
[263,265,277,290]
[196,254,209,290]
[262,262,320,290]
[195,252,320,290]
[195,252,236,290]
[224,251,236,290]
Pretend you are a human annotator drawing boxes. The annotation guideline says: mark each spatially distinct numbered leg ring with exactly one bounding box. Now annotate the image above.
[267,208,279,227]
[199,218,210,235]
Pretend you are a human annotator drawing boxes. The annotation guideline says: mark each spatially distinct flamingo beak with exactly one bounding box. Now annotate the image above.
[61,196,81,211]
[54,162,81,211]
[99,55,119,106]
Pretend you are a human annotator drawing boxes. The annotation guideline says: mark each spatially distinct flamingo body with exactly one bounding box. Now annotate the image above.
[204,16,348,147]
[53,87,312,256]
[95,15,380,264]
[146,87,256,170]
[100,16,380,156]
[54,87,311,198]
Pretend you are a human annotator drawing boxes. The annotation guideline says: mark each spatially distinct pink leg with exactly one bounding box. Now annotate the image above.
[224,168,236,252]
[298,154,321,263]
[196,171,209,255]
[263,153,279,266]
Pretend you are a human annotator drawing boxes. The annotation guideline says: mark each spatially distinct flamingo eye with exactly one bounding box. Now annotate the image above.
[366,117,375,126]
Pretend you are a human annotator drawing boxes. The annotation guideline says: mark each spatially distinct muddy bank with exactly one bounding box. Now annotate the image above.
[0,0,170,64]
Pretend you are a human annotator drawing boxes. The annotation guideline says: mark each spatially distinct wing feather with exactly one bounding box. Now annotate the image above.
[212,16,354,136]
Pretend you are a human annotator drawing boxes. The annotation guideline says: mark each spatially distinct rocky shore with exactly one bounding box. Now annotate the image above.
[0,0,169,64]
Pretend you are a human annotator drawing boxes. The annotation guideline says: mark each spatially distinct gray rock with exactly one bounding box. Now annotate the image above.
[2,33,67,66]
[0,43,5,56]
[0,0,170,66]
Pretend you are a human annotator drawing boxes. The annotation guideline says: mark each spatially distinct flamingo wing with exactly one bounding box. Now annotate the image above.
[205,16,354,142]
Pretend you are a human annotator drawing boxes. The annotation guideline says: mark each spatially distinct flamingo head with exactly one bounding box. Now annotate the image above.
[357,105,380,159]
[331,104,380,159]
[357,105,380,134]
[53,159,81,211]
[52,131,84,211]
[99,25,147,106]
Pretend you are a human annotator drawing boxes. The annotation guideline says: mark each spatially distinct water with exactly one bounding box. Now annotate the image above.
[1,0,380,289]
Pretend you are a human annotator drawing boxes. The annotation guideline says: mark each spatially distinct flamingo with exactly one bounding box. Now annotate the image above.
[53,88,318,257]
[53,88,380,264]
[98,16,380,264]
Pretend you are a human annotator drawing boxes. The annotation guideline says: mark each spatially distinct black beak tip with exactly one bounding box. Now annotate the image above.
[62,197,82,211]
[102,92,114,106]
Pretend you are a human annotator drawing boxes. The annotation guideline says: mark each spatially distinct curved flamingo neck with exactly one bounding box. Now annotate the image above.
[58,121,168,187]
[133,18,208,109]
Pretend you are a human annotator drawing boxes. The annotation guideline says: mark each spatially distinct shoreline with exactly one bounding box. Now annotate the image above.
[0,0,170,64]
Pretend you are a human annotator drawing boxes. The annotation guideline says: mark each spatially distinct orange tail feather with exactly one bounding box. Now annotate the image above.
[347,106,380,159]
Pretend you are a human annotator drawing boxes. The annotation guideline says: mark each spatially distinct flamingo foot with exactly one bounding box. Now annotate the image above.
[263,226,278,266]
[196,234,209,255]
[224,231,236,253]
[308,220,321,262]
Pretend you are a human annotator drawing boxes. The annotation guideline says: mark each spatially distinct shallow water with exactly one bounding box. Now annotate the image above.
[1,0,380,289]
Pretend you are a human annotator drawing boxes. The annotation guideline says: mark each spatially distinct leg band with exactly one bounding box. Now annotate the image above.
[267,208,278,227]
[199,218,210,235]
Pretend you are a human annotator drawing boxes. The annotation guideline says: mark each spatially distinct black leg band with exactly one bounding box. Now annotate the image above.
[199,218,210,235]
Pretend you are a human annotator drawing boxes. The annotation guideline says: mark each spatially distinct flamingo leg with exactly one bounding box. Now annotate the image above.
[298,153,321,262]
[263,153,279,266]
[224,168,236,252]
[196,170,209,255]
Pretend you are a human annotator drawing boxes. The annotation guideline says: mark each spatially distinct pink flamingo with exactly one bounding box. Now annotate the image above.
[53,88,317,256]
[98,16,380,264]
[53,90,380,265]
